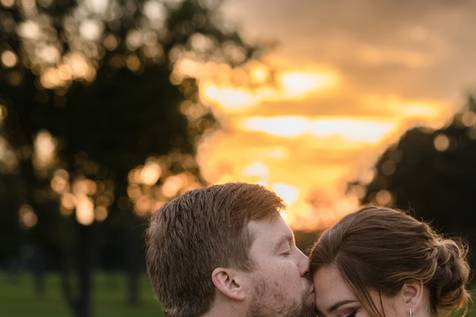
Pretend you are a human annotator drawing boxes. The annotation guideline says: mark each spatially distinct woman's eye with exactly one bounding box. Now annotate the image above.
[343,310,357,317]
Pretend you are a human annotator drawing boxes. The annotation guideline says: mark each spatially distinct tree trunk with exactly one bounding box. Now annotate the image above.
[115,173,143,307]
[75,224,94,317]
[125,214,142,306]
[31,247,46,296]
[60,223,96,317]
[126,262,140,306]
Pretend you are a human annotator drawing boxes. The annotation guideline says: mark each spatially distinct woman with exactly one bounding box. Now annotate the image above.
[310,206,471,317]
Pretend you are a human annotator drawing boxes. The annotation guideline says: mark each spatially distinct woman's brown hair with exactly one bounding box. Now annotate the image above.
[309,206,471,316]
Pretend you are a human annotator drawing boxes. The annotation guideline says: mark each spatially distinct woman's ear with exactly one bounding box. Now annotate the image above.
[400,280,424,313]
[211,267,247,301]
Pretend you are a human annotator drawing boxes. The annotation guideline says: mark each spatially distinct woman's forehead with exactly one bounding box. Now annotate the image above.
[313,266,357,308]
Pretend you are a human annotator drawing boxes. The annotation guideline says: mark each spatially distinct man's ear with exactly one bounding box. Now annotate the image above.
[211,267,247,301]
[400,280,424,312]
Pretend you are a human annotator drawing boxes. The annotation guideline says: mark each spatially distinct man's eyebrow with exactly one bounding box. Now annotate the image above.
[328,300,358,313]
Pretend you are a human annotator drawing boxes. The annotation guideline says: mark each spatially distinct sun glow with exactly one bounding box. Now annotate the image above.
[271,183,299,206]
[201,83,260,111]
[195,65,448,230]
[278,72,338,98]
[183,52,451,230]
[199,68,340,113]
[196,128,374,230]
[238,116,396,143]
[363,95,445,122]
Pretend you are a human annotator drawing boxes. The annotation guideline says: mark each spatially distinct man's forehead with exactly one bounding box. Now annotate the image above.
[247,215,293,242]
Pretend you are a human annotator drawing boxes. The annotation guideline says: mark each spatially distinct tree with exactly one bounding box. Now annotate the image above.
[357,96,476,266]
[0,0,259,316]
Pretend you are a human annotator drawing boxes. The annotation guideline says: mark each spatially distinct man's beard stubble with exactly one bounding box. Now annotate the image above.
[246,276,316,317]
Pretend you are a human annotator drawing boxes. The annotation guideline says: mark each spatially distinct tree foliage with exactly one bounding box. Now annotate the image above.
[359,96,476,265]
[0,0,259,316]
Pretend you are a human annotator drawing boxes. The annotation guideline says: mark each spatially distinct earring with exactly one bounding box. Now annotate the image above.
[409,307,413,317]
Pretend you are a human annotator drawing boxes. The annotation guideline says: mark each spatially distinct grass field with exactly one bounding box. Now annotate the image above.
[0,273,164,317]
[0,273,474,317]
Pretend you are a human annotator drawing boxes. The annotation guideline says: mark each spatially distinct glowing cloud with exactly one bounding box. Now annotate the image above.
[278,72,338,98]
[199,68,340,113]
[242,161,269,179]
[271,183,299,206]
[239,116,396,143]
[201,83,259,111]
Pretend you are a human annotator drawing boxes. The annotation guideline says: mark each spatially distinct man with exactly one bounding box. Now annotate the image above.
[145,183,315,317]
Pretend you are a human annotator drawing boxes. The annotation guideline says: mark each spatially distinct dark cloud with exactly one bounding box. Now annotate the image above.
[223,0,476,101]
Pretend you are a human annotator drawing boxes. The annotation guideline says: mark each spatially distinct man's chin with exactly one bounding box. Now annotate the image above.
[248,276,316,317]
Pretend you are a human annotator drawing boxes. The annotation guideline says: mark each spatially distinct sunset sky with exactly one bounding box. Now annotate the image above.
[191,0,476,230]
[7,0,476,230]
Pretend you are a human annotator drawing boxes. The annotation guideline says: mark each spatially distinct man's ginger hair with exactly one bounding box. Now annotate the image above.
[145,183,284,317]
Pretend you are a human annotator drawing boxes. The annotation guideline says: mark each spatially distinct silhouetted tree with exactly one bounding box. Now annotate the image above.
[357,96,476,266]
[0,0,259,316]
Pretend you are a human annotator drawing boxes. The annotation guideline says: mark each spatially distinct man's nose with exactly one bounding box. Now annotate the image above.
[296,248,310,277]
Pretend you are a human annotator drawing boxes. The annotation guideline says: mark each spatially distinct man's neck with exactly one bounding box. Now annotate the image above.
[201,301,247,317]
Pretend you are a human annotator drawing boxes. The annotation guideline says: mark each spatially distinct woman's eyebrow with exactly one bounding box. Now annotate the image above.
[328,299,358,313]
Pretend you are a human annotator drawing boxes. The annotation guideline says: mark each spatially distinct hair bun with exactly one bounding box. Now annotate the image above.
[429,239,471,311]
